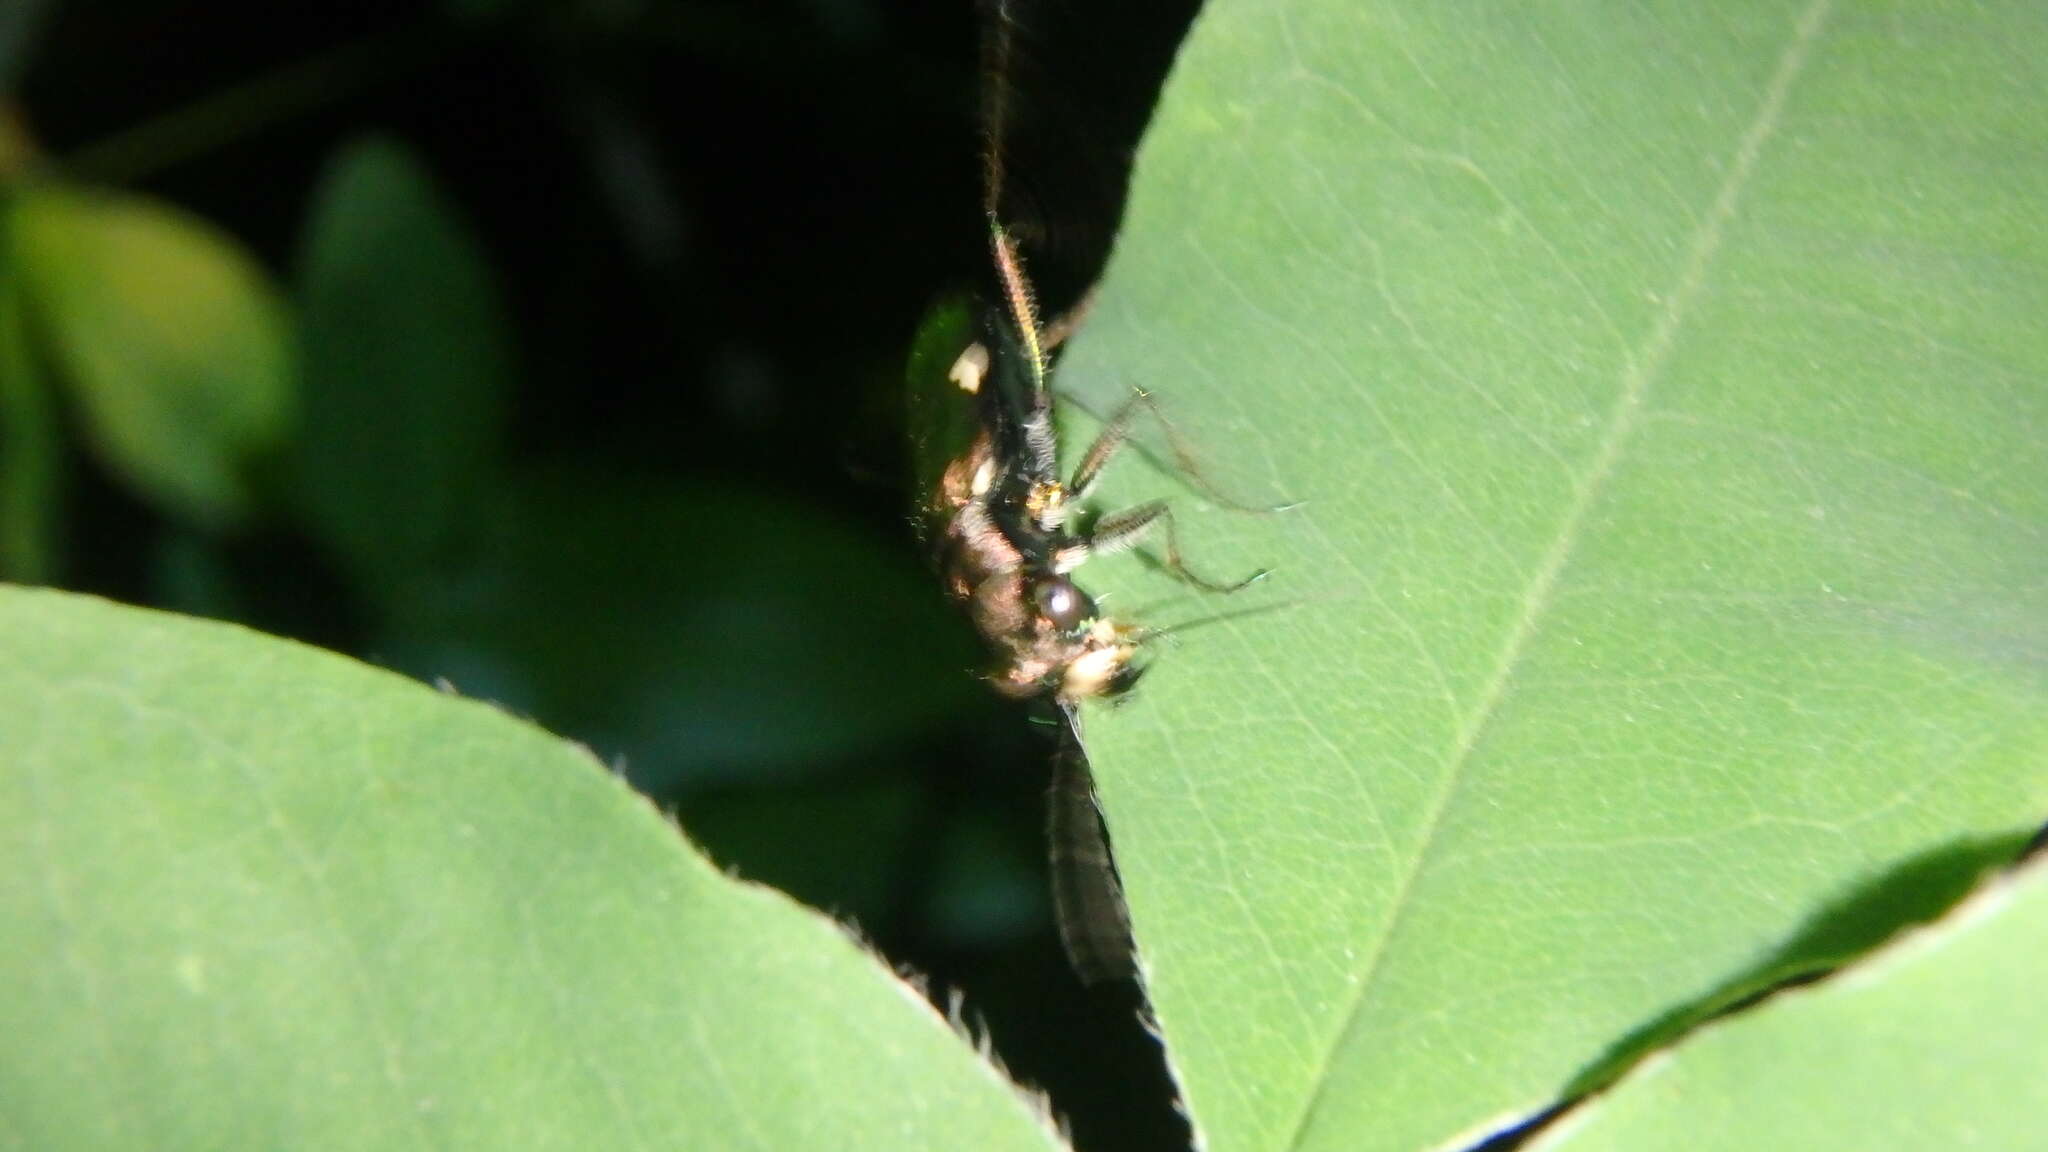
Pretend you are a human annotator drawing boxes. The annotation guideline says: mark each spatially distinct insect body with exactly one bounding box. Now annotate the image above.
[909,232,1265,983]
[918,294,1132,702]
[905,0,1269,984]
[914,228,1263,706]
[908,280,1144,985]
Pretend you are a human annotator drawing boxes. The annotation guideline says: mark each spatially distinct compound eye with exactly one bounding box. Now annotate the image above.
[1033,577,1095,632]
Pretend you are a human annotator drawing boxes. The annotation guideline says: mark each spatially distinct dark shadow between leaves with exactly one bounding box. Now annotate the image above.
[1454,826,2042,1152]
[1563,828,2039,1099]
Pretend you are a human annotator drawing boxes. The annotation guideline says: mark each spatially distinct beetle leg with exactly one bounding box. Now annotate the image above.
[1054,500,1268,594]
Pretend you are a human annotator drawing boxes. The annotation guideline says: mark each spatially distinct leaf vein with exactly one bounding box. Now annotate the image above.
[1277,2,1835,1148]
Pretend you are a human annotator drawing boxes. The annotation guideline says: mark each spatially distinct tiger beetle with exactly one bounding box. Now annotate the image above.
[906,0,1277,984]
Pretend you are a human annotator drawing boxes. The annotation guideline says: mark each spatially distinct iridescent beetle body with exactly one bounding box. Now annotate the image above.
[910,294,1142,706]
[907,291,1143,985]
[903,1,1270,985]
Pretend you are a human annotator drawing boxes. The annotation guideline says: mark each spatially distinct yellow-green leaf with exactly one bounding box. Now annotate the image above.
[14,185,294,527]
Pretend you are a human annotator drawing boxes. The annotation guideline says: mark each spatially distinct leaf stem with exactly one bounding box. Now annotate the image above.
[60,31,425,186]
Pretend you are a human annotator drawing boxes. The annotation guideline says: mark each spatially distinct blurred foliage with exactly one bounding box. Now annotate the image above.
[0,240,55,579]
[373,466,984,791]
[0,1,1195,1149]
[293,134,507,595]
[11,184,294,527]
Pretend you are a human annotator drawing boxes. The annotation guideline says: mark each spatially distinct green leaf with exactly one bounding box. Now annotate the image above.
[1531,858,2048,1150]
[0,585,1067,1151]
[12,185,294,528]
[1050,2,2048,1150]
[294,136,510,594]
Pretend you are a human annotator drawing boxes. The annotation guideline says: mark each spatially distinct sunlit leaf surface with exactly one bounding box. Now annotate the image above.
[1054,2,2048,1150]
[1532,860,2048,1151]
[0,587,1068,1152]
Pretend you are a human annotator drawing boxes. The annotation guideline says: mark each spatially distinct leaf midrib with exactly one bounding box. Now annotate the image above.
[1273,3,1836,1148]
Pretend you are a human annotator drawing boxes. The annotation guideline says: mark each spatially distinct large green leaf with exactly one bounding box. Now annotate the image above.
[0,586,1067,1151]
[1532,858,2048,1150]
[11,185,294,528]
[1052,2,2048,1150]
[294,136,510,594]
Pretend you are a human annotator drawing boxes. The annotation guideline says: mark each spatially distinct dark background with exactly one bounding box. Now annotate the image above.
[7,0,1200,1147]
